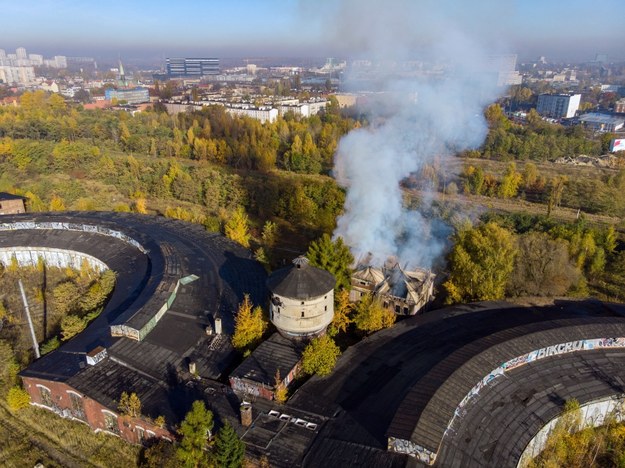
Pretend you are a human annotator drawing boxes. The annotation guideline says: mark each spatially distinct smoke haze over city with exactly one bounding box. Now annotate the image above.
[1,0,623,61]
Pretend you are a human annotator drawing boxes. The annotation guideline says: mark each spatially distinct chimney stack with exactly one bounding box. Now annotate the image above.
[215,317,222,334]
[240,402,252,427]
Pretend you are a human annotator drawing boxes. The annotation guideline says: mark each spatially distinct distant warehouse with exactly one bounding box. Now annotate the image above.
[578,113,625,133]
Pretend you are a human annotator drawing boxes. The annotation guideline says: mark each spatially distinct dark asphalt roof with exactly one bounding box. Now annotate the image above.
[436,347,625,467]
[230,333,304,386]
[286,300,625,467]
[267,257,335,300]
[5,212,266,390]
[0,192,26,201]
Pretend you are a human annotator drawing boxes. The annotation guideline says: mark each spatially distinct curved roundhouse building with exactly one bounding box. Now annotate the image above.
[267,256,335,338]
[277,300,625,468]
[0,212,266,443]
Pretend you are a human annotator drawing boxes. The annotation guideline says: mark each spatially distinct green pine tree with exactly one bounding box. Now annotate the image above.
[213,421,245,468]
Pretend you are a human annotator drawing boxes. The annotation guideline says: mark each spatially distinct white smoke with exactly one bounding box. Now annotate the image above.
[325,0,510,268]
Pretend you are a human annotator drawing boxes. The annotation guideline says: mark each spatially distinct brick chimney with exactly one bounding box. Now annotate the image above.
[240,402,252,427]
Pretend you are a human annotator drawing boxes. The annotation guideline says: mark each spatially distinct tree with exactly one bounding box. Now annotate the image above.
[508,232,579,297]
[273,369,288,403]
[523,162,538,189]
[231,295,267,351]
[352,293,395,334]
[140,439,177,468]
[49,194,66,211]
[177,400,214,468]
[498,162,522,199]
[444,222,517,304]
[261,220,278,249]
[213,421,245,468]
[133,198,148,214]
[52,280,80,315]
[547,176,568,216]
[40,336,60,355]
[301,335,341,377]
[118,391,142,418]
[6,386,30,411]
[328,289,352,336]
[306,234,354,292]
[224,207,251,248]
[60,314,86,341]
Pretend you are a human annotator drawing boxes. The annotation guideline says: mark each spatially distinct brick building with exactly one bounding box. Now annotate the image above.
[229,333,303,401]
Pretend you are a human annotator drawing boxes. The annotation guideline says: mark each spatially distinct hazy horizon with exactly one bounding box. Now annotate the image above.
[1,0,624,64]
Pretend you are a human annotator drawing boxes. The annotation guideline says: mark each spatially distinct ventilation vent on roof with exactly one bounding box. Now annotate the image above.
[292,256,309,269]
[86,346,107,366]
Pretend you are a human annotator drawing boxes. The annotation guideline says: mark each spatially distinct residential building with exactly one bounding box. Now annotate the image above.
[275,99,327,117]
[226,105,278,124]
[536,93,581,119]
[615,99,625,114]
[0,65,35,85]
[28,54,44,66]
[486,54,522,86]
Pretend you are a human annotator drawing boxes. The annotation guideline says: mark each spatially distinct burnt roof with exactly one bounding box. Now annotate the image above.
[267,256,335,299]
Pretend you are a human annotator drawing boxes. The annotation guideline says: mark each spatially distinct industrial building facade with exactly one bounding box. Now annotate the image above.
[166,57,219,78]
[104,87,150,104]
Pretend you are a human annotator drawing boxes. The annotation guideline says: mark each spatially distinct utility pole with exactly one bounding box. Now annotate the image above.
[19,279,40,359]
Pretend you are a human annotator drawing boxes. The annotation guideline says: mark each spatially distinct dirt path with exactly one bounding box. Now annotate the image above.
[404,187,621,227]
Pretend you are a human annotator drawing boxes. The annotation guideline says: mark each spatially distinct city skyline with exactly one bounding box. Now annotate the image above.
[2,0,624,61]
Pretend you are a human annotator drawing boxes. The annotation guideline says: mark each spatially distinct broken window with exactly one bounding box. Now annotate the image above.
[102,411,119,433]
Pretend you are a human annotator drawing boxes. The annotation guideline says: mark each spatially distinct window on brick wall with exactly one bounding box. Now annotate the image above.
[102,410,119,433]
[38,385,53,407]
[68,392,85,418]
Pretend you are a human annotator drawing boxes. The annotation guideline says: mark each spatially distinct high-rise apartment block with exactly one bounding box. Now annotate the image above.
[536,93,581,119]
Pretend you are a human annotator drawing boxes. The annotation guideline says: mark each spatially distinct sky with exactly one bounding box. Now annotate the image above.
[0,0,623,62]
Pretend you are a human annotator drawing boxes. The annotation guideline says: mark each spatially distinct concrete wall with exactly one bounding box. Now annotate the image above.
[270,290,334,336]
[0,199,25,214]
[0,247,108,272]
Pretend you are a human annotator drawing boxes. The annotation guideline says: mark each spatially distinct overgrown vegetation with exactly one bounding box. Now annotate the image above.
[0,263,122,466]
[0,91,355,266]
[0,261,116,363]
[443,214,621,304]
[527,399,625,468]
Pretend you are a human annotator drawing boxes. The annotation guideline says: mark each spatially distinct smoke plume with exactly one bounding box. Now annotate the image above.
[324,0,510,268]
